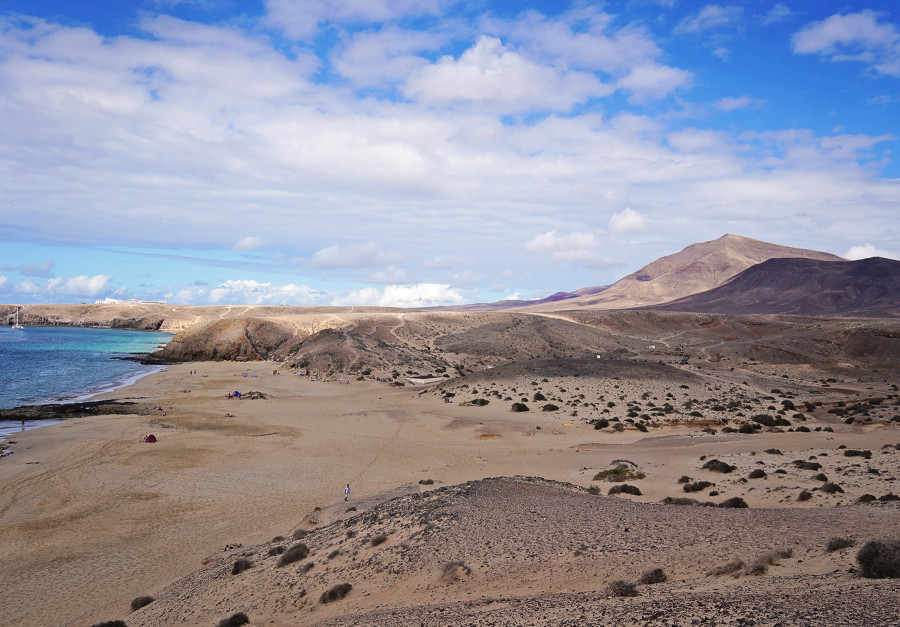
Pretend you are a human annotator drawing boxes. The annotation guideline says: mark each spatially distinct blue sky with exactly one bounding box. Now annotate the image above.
[0,1,898,306]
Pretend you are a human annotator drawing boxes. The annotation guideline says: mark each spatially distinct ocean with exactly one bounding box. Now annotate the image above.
[0,326,171,441]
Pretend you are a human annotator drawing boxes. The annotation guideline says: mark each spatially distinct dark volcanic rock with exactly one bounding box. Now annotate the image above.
[152,318,294,362]
[648,257,900,318]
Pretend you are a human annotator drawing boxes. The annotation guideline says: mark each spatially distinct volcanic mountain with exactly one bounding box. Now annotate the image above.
[649,256,900,317]
[520,234,843,311]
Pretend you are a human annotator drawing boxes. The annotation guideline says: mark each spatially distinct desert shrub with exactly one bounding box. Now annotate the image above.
[542,404,559,411]
[707,559,744,576]
[636,422,648,432]
[764,448,783,455]
[608,580,639,597]
[856,494,877,503]
[511,402,529,412]
[793,460,822,471]
[328,549,341,560]
[662,496,699,505]
[826,537,856,552]
[746,548,793,575]
[469,398,489,406]
[821,482,844,494]
[795,425,810,432]
[371,534,389,546]
[608,484,642,496]
[418,478,435,485]
[277,543,310,567]
[677,475,692,484]
[812,473,828,482]
[639,568,667,584]
[130,596,154,612]
[683,481,714,493]
[217,612,250,627]
[593,418,609,429]
[292,529,308,540]
[440,560,471,583]
[880,493,900,502]
[533,392,546,401]
[738,424,757,434]
[702,459,736,473]
[856,539,900,578]
[844,449,872,459]
[594,466,645,482]
[320,583,353,603]
[747,469,766,479]
[268,545,285,556]
[92,622,127,627]
[232,558,253,575]
[587,485,601,495]
[797,489,813,502]
[271,535,284,542]
[719,497,748,508]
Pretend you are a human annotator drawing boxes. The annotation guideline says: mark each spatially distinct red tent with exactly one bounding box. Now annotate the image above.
[144,434,157,443]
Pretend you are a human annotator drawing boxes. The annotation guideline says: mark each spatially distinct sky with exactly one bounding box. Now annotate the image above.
[0,0,898,307]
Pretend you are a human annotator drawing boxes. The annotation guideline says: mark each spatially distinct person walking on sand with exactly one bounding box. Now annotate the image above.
[344,483,350,501]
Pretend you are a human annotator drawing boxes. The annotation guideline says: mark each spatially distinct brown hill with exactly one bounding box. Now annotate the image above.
[649,257,900,317]
[522,234,843,311]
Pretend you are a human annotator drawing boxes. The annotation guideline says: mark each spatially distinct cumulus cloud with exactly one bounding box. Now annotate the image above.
[524,230,617,266]
[762,4,792,26]
[312,242,399,269]
[403,36,612,111]
[13,274,112,298]
[843,244,899,260]
[265,0,443,41]
[792,11,900,77]
[233,236,264,251]
[332,283,464,307]
[368,266,417,284]
[675,5,744,34]
[332,26,440,88]
[208,279,329,305]
[615,63,692,101]
[609,208,648,234]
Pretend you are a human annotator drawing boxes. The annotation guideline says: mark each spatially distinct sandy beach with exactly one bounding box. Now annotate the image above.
[0,356,897,625]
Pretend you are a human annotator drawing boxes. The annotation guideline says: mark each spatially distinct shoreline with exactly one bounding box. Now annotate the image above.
[0,360,897,626]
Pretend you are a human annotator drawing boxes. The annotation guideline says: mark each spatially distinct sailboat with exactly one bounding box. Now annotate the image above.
[11,306,24,329]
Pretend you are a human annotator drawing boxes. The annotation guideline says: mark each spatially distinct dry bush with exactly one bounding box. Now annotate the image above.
[662,496,699,506]
[608,484,642,496]
[746,548,793,575]
[594,465,645,482]
[719,496,749,509]
[440,560,471,583]
[702,459,736,473]
[826,537,856,552]
[707,559,744,576]
[821,482,844,494]
[268,545,285,556]
[371,534,389,546]
[639,568,667,584]
[793,460,822,471]
[812,473,828,482]
[747,469,766,479]
[130,596,154,612]
[91,622,127,627]
[231,558,253,575]
[292,529,308,540]
[277,543,310,567]
[217,612,249,627]
[320,583,353,603]
[856,539,900,578]
[683,480,714,493]
[797,489,813,502]
[856,494,877,504]
[608,580,639,597]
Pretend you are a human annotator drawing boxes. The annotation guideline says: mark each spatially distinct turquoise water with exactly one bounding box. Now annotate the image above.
[0,326,171,411]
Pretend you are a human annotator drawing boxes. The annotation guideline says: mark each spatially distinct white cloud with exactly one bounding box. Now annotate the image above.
[233,236,264,251]
[0,275,7,290]
[312,242,399,269]
[332,26,440,88]
[502,291,522,301]
[609,208,647,234]
[675,5,744,34]
[615,63,692,101]
[524,230,618,266]
[368,265,416,284]
[715,96,759,111]
[332,283,463,307]
[12,274,112,298]
[2,261,56,277]
[423,255,467,269]
[843,244,899,260]
[403,36,612,111]
[208,279,329,305]
[265,0,444,41]
[762,4,792,26]
[792,11,900,77]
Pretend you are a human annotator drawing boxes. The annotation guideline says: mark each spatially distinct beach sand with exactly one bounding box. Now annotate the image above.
[0,361,897,625]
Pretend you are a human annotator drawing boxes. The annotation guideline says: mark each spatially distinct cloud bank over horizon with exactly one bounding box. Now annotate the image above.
[0,1,897,306]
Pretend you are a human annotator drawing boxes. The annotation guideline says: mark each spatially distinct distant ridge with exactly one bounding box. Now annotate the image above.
[648,256,900,318]
[425,285,608,312]
[521,234,843,311]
